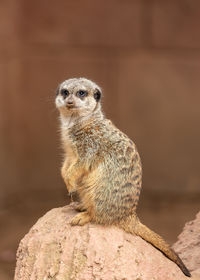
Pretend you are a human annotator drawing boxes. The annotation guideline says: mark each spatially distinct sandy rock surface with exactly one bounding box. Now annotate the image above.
[173,212,200,279]
[14,203,191,280]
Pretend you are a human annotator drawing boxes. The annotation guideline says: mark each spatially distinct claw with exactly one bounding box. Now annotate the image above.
[70,212,91,226]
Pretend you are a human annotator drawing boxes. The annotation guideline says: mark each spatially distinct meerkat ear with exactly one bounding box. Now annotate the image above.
[94,89,101,102]
[56,85,60,96]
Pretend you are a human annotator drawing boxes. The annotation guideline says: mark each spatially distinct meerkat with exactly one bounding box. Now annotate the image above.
[55,77,191,277]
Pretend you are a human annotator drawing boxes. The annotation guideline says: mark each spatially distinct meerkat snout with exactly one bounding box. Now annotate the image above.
[66,99,73,105]
[66,95,75,108]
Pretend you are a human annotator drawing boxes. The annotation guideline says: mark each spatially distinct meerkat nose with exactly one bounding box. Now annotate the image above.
[67,100,73,104]
[66,99,75,108]
[66,96,74,105]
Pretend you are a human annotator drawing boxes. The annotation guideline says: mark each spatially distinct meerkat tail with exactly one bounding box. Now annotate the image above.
[120,216,191,277]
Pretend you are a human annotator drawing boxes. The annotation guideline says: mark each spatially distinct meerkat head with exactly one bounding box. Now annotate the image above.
[55,78,102,120]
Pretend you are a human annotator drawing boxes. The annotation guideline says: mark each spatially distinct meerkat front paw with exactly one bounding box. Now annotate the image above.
[70,212,91,226]
[74,203,86,212]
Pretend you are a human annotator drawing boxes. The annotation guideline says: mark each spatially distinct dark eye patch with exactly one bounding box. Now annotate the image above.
[76,90,88,98]
[61,89,69,99]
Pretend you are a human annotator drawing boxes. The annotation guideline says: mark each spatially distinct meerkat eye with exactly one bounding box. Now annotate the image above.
[77,90,88,98]
[61,89,69,99]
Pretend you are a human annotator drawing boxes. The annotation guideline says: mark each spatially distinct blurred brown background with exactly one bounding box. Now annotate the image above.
[0,1,200,279]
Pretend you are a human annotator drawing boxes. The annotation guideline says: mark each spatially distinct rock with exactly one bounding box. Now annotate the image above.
[173,212,200,278]
[14,203,190,280]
